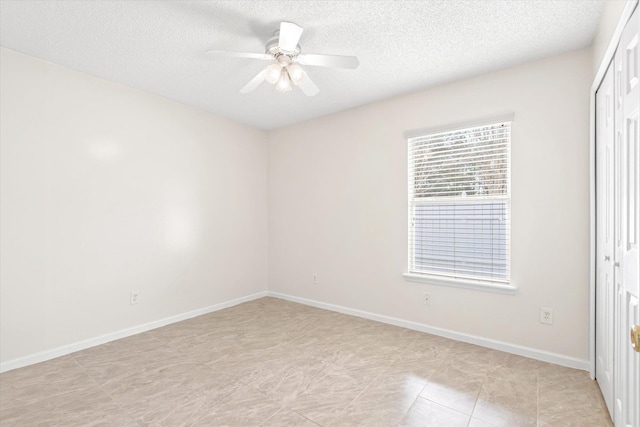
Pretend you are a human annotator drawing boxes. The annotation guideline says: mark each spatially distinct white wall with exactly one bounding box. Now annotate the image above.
[0,48,268,366]
[268,48,593,361]
[0,43,595,368]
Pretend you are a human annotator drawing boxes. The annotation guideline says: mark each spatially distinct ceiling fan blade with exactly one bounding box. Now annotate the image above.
[240,69,266,94]
[297,53,359,69]
[206,50,272,61]
[296,73,319,96]
[278,22,303,52]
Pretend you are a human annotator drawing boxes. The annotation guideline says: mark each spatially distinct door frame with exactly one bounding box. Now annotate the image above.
[590,0,639,379]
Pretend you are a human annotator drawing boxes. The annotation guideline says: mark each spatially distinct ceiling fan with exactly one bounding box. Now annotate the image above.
[207,22,359,96]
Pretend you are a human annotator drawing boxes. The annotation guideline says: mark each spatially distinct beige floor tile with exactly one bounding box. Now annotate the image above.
[0,386,138,427]
[419,362,486,415]
[0,356,98,412]
[288,354,386,425]
[146,319,244,363]
[333,368,427,426]
[538,362,590,383]
[204,343,295,387]
[402,397,470,427]
[468,417,499,427]
[72,333,185,387]
[537,410,613,427]
[103,362,240,425]
[489,352,544,380]
[389,334,452,379]
[446,341,499,374]
[146,388,240,427]
[261,408,320,426]
[538,365,612,427]
[472,374,537,426]
[252,345,337,404]
[188,386,282,426]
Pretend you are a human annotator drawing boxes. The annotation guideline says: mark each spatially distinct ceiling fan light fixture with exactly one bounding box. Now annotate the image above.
[265,63,283,84]
[287,63,305,85]
[208,21,358,96]
[275,68,292,92]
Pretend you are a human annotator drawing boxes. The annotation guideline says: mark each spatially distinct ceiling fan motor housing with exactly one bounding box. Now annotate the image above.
[265,34,301,58]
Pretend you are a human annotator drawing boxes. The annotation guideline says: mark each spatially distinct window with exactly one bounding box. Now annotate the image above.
[404,115,514,292]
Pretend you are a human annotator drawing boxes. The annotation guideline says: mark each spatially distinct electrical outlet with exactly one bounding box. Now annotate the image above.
[312,273,318,284]
[423,292,432,306]
[130,291,139,305]
[540,307,553,324]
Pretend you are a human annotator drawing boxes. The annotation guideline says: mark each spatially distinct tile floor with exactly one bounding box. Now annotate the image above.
[0,297,613,426]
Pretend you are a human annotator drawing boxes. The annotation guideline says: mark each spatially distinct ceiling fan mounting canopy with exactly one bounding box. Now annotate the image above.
[265,32,301,57]
[206,21,359,96]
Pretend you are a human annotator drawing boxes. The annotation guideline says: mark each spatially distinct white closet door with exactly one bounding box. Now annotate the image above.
[596,61,615,417]
[614,6,639,427]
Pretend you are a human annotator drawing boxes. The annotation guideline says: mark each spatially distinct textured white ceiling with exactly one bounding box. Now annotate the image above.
[0,0,604,130]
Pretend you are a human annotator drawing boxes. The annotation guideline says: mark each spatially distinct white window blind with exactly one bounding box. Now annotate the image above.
[407,118,511,284]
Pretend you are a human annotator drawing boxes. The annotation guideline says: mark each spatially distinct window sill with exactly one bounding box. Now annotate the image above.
[403,273,517,295]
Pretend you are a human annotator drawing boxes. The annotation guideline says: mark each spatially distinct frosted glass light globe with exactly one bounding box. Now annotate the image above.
[265,63,283,84]
[275,68,292,92]
[287,64,305,85]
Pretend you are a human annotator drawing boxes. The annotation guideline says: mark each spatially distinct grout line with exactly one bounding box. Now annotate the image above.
[258,407,286,426]
[291,409,323,426]
[467,366,486,422]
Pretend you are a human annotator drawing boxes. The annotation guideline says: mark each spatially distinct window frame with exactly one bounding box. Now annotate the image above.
[403,114,517,294]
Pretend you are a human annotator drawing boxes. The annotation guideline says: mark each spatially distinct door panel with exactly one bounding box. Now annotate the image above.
[596,62,615,416]
[614,6,639,427]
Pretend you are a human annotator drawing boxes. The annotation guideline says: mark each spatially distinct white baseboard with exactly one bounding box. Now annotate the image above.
[0,291,268,374]
[267,291,590,371]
